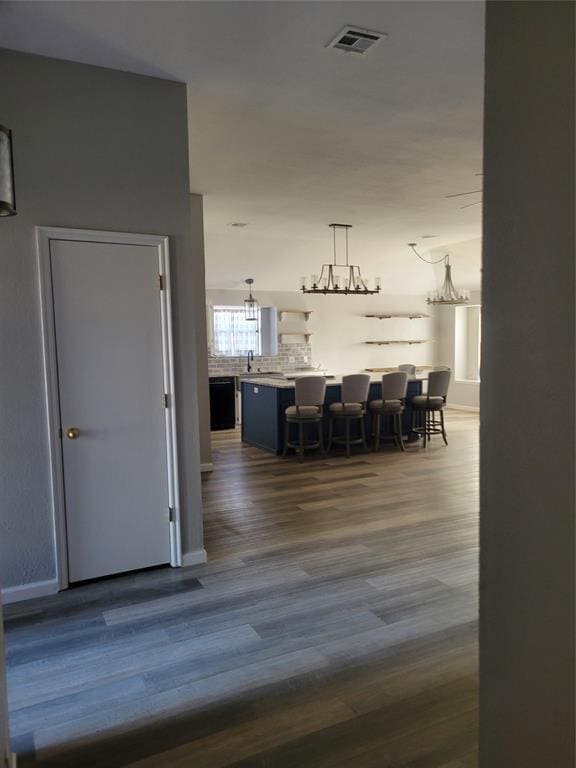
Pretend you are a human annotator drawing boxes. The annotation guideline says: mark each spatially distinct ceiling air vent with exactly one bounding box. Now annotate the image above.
[327,26,387,54]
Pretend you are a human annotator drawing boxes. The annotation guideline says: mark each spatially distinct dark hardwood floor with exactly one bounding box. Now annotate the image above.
[4,410,479,767]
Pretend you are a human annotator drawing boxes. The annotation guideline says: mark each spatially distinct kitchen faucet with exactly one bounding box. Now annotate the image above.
[247,350,254,372]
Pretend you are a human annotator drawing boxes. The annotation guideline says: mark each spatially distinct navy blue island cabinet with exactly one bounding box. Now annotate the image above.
[241,378,423,455]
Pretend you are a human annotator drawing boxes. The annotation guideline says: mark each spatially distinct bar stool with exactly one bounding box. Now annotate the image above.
[282,376,327,461]
[411,369,451,447]
[327,374,370,457]
[369,371,408,452]
[398,364,416,376]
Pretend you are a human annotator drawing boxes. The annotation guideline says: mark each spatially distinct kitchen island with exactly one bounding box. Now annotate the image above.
[241,376,424,454]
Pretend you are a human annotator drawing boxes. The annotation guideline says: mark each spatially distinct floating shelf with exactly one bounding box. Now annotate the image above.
[278,309,313,322]
[365,340,432,346]
[279,332,313,343]
[364,313,429,320]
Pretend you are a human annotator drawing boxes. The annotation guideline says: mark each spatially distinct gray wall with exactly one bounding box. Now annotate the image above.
[480,3,575,766]
[189,194,211,467]
[0,49,206,588]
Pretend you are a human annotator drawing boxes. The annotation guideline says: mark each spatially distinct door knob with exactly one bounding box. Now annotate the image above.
[66,427,80,440]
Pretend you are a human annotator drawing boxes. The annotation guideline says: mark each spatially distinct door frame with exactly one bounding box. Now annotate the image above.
[37,226,182,590]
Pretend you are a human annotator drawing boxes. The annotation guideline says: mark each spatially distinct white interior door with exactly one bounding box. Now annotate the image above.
[50,239,172,583]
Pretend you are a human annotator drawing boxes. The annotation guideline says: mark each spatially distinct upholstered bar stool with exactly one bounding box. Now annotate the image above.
[369,371,408,452]
[398,364,416,376]
[411,369,451,447]
[282,376,327,461]
[327,374,371,457]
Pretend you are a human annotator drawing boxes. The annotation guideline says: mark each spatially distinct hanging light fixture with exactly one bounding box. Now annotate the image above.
[243,278,259,321]
[408,243,469,305]
[0,125,16,217]
[301,224,381,295]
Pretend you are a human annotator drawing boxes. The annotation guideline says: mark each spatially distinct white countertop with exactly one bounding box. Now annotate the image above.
[241,374,426,389]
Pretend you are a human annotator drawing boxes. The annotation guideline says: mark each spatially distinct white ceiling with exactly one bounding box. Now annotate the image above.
[0,1,485,293]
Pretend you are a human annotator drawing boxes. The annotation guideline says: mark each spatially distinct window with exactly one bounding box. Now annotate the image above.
[212,305,261,357]
[454,305,481,382]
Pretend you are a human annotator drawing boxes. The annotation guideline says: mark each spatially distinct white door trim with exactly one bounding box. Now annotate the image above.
[37,226,182,591]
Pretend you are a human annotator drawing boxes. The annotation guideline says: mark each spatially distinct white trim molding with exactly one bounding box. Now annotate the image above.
[181,549,208,567]
[200,462,214,473]
[446,404,480,412]
[1,579,59,605]
[36,226,183,589]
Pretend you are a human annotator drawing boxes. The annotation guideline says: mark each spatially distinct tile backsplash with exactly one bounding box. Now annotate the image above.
[208,342,313,376]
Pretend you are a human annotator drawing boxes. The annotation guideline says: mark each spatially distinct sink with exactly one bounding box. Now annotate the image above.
[239,371,285,378]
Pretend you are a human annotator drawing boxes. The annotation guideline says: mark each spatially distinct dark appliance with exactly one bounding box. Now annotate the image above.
[209,376,236,431]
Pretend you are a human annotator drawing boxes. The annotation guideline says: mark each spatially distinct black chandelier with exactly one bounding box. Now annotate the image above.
[243,278,259,321]
[301,224,381,295]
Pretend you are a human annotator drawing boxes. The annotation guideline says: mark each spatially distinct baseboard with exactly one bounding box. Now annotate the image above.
[181,548,208,567]
[200,462,214,473]
[1,578,59,605]
[446,404,479,412]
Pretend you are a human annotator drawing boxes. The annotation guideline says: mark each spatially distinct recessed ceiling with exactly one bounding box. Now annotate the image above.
[0,1,485,293]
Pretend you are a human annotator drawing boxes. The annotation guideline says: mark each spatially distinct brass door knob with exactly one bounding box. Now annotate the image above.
[66,427,80,440]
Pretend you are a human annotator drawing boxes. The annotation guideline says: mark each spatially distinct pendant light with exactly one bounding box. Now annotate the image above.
[408,243,469,305]
[244,278,259,321]
[0,125,16,217]
[301,224,381,295]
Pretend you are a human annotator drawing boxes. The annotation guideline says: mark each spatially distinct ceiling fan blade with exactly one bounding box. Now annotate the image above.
[445,189,483,198]
[460,200,483,209]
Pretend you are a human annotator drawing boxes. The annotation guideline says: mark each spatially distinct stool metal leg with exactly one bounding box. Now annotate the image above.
[423,410,428,448]
[397,412,406,452]
[440,409,448,445]
[373,412,380,451]
[360,414,368,451]
[298,421,304,462]
[391,413,397,448]
[345,417,351,458]
[327,416,334,452]
[282,420,290,456]
[318,419,327,458]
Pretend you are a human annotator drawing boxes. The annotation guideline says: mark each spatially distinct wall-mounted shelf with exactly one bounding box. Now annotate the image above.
[365,340,431,346]
[364,313,429,320]
[278,309,313,322]
[279,332,313,343]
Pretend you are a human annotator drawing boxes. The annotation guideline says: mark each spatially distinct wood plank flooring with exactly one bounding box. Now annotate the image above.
[4,409,479,767]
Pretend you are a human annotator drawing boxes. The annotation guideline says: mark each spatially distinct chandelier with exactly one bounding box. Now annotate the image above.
[301,224,381,295]
[243,278,259,321]
[408,243,469,305]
